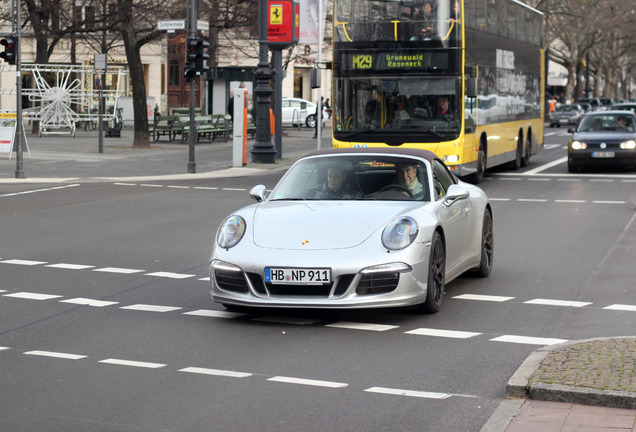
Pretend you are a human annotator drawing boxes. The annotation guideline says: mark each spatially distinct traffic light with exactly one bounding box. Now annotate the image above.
[0,36,17,65]
[183,42,197,82]
[184,38,210,81]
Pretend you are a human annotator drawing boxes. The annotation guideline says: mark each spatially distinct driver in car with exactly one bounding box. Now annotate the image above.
[395,162,425,199]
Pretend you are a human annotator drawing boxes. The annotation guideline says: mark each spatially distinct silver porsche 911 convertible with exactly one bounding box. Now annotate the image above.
[209,148,493,313]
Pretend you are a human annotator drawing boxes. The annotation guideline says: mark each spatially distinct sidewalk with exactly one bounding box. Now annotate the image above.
[0,122,328,183]
[2,121,636,432]
[482,337,636,432]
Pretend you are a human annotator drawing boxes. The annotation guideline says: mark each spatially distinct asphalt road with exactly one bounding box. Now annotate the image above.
[1,129,635,431]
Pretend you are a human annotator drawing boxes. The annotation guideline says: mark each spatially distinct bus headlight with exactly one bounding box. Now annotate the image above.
[570,141,586,150]
[443,155,460,163]
[620,140,636,150]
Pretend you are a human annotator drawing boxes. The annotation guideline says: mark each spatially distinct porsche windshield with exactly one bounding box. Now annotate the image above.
[269,156,431,202]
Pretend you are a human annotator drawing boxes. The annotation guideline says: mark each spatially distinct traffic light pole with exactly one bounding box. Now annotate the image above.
[14,0,23,178]
[187,0,196,173]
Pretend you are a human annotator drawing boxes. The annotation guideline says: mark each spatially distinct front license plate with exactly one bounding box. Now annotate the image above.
[265,267,331,285]
[591,151,615,158]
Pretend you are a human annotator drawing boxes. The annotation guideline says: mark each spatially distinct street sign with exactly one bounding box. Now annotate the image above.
[158,20,186,31]
[197,20,209,31]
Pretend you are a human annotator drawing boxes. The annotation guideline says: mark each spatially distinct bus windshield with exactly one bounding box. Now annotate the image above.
[333,75,462,142]
[335,0,462,46]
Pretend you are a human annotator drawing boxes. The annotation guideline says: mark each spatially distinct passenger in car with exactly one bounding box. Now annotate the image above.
[314,164,362,199]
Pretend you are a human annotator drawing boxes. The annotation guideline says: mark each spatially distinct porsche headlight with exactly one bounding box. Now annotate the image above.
[381,217,419,250]
[571,141,586,150]
[620,140,636,150]
[217,215,246,249]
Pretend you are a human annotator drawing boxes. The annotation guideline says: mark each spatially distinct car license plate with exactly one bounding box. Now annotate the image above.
[591,151,615,158]
[558,118,568,124]
[265,267,331,285]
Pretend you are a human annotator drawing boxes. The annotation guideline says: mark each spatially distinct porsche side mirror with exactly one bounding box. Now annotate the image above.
[443,185,469,207]
[249,185,267,202]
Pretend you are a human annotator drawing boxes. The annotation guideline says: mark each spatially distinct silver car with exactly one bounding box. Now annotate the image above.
[550,104,585,127]
[209,148,493,313]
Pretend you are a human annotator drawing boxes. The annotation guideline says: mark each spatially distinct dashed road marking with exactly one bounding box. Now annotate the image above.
[60,298,119,307]
[179,367,252,378]
[98,358,167,369]
[267,376,348,389]
[365,387,457,399]
[452,294,514,302]
[326,321,399,332]
[24,350,87,360]
[4,292,63,301]
[46,263,95,270]
[604,304,636,312]
[144,271,196,279]
[93,267,145,274]
[524,299,592,308]
[120,304,183,313]
[405,328,482,339]
[490,335,568,345]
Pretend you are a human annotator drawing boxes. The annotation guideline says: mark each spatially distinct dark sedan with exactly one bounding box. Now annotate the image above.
[567,111,636,172]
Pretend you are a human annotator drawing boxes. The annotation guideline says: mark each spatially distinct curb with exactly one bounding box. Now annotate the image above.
[505,337,636,410]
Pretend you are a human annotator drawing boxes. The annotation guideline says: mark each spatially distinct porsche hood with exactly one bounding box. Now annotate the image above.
[250,201,423,250]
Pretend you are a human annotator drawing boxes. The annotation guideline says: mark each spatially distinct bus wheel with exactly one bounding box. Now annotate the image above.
[511,140,523,170]
[468,144,486,184]
[521,133,531,167]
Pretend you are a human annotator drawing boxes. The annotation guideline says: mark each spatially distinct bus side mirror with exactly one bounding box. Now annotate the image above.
[466,77,477,98]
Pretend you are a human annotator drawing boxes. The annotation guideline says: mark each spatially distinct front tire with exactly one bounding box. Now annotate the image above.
[417,231,445,313]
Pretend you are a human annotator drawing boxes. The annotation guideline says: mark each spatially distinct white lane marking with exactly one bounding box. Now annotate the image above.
[183,309,246,318]
[144,271,196,279]
[326,322,399,332]
[590,179,614,182]
[604,304,636,312]
[524,299,592,308]
[3,292,62,301]
[24,350,87,360]
[253,316,322,325]
[193,186,218,190]
[1,259,47,266]
[528,178,551,181]
[139,184,164,188]
[120,304,182,313]
[114,183,137,186]
[166,186,190,189]
[46,263,95,270]
[60,298,119,307]
[0,290,6,293]
[199,277,210,281]
[524,156,568,174]
[0,184,80,197]
[489,198,511,201]
[405,328,481,339]
[491,335,567,345]
[99,358,166,369]
[500,178,521,181]
[518,199,548,202]
[0,347,11,351]
[622,180,636,183]
[221,188,247,191]
[453,294,515,302]
[179,367,252,378]
[555,199,586,203]
[365,387,453,399]
[558,178,582,182]
[268,376,348,388]
[593,200,626,204]
[93,267,145,274]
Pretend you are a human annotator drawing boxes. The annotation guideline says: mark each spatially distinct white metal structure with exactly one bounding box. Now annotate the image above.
[14,64,127,136]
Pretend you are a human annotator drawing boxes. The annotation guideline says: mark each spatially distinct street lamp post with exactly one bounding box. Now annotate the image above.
[250,0,277,164]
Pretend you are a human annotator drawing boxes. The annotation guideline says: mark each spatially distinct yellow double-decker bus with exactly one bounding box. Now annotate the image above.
[332,0,545,183]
